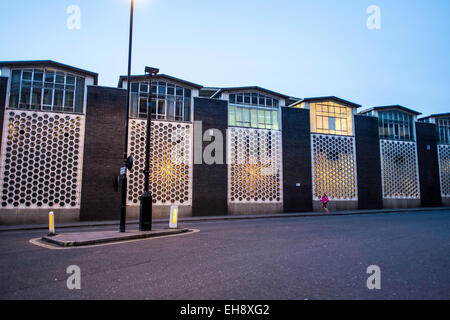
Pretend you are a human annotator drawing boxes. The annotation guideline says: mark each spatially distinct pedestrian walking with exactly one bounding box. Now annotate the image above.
[321,194,329,213]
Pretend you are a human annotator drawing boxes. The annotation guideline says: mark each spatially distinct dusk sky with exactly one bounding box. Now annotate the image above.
[0,0,449,115]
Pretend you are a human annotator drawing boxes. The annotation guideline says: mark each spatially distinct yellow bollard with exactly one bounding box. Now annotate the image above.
[49,211,55,236]
[170,206,178,229]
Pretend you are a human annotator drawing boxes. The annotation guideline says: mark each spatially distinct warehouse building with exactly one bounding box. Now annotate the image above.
[0,60,447,224]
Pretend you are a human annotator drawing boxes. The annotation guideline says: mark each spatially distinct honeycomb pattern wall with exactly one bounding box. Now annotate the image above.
[228,127,282,203]
[0,110,84,208]
[127,120,192,206]
[311,134,357,200]
[438,144,450,197]
[380,140,420,199]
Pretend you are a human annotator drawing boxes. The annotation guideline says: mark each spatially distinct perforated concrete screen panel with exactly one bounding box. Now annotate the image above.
[438,145,450,197]
[127,120,193,206]
[0,110,85,209]
[228,127,282,203]
[311,134,358,201]
[380,140,420,199]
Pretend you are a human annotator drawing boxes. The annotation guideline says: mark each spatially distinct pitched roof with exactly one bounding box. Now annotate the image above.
[360,105,422,116]
[293,96,362,109]
[418,113,450,121]
[213,86,290,100]
[118,74,203,89]
[0,60,98,85]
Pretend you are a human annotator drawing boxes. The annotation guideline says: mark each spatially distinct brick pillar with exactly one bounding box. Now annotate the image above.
[192,97,228,216]
[80,86,127,221]
[0,77,8,146]
[354,115,383,209]
[416,122,442,207]
[282,107,313,212]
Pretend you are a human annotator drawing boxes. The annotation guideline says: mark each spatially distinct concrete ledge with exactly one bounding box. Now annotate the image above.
[383,198,421,209]
[228,203,283,215]
[126,205,192,220]
[41,228,191,247]
[2,207,450,232]
[313,200,358,212]
[0,208,79,225]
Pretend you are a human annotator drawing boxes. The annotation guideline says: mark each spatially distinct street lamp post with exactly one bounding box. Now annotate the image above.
[140,66,159,231]
[120,0,134,233]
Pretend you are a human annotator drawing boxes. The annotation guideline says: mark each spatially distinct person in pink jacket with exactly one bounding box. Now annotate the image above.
[321,194,329,213]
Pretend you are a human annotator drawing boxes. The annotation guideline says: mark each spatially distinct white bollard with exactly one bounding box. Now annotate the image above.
[169,206,178,229]
[49,211,55,235]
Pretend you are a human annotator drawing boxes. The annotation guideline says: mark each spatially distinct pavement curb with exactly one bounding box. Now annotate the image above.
[1,207,449,232]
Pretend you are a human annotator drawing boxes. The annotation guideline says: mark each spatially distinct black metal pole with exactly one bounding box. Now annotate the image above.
[120,0,134,233]
[144,75,152,194]
[139,68,156,231]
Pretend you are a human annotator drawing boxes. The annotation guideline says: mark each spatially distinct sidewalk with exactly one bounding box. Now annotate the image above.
[1,206,449,232]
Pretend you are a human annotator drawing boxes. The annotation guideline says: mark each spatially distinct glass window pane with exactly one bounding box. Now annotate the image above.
[33,70,43,82]
[236,107,243,124]
[74,77,85,113]
[259,96,265,106]
[273,111,279,130]
[229,106,235,126]
[22,70,32,81]
[54,90,64,109]
[66,75,76,85]
[237,94,243,104]
[139,97,147,116]
[184,88,191,98]
[150,99,156,118]
[229,94,235,104]
[140,83,148,93]
[31,88,42,110]
[175,99,183,120]
[20,87,31,107]
[328,117,336,130]
[251,109,258,128]
[316,116,323,129]
[167,97,175,121]
[244,94,250,105]
[265,110,272,129]
[158,100,166,119]
[64,91,74,109]
[9,70,21,108]
[243,108,250,127]
[251,93,258,105]
[55,72,65,84]
[258,110,265,128]
[45,71,55,83]
[183,99,191,122]
[130,93,139,118]
[176,87,183,96]
[167,85,175,95]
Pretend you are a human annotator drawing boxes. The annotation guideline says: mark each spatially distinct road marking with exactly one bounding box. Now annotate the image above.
[29,229,200,250]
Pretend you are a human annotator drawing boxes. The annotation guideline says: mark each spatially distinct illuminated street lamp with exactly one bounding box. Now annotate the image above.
[119,0,135,233]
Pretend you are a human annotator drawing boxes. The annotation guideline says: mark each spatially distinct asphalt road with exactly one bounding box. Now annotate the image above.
[0,210,449,300]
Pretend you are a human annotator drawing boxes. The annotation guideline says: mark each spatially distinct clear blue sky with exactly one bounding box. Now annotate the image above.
[0,0,449,115]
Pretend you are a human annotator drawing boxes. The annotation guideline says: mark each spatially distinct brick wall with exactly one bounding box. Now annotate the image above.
[282,107,313,212]
[354,115,383,209]
[192,97,228,216]
[0,77,8,146]
[80,86,127,221]
[416,122,442,207]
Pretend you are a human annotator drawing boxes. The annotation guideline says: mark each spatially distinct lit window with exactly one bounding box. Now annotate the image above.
[228,92,280,130]
[310,102,353,136]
